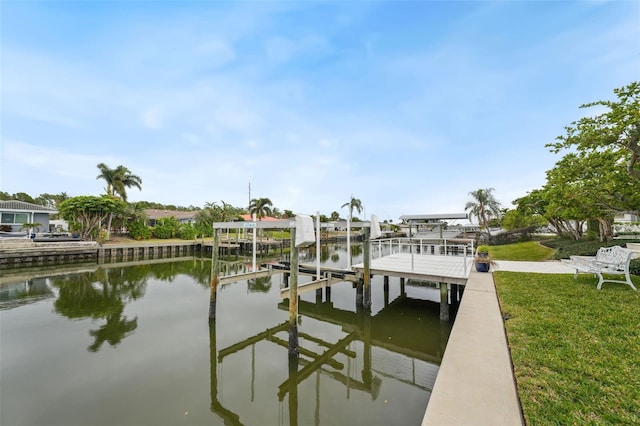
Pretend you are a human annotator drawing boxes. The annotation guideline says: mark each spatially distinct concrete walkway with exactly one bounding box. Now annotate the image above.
[494,259,576,274]
[422,270,524,425]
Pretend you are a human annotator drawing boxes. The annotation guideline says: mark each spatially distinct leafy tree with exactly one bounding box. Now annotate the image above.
[330,211,340,221]
[58,196,126,240]
[283,209,295,218]
[11,192,36,204]
[548,81,640,180]
[249,197,273,220]
[465,188,502,233]
[520,82,640,240]
[501,209,547,231]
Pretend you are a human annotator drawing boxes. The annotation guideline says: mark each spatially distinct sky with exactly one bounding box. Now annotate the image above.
[1,0,639,222]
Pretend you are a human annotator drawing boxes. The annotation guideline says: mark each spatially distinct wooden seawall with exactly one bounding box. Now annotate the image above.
[0,241,199,267]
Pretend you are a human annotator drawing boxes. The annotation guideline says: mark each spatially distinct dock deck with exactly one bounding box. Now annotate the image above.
[352,253,473,285]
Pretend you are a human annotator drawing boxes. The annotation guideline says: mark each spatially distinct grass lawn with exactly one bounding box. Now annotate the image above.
[488,241,556,261]
[494,271,640,424]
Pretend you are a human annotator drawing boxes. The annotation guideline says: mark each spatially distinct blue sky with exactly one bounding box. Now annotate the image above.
[1,1,638,222]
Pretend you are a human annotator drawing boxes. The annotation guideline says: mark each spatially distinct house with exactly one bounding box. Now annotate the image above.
[398,213,469,238]
[143,209,199,226]
[0,200,57,234]
[614,212,639,224]
[239,214,280,222]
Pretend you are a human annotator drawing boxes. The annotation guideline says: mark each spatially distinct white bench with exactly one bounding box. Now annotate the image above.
[562,246,636,290]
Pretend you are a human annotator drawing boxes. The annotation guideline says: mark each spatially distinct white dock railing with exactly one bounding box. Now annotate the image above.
[371,238,475,260]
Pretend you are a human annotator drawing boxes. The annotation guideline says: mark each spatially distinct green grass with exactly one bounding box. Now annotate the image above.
[494,272,640,424]
[487,241,556,261]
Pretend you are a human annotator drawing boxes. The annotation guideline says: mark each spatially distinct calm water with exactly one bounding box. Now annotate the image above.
[0,245,454,426]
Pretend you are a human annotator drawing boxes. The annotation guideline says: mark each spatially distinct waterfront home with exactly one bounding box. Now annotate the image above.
[144,209,198,226]
[0,200,57,234]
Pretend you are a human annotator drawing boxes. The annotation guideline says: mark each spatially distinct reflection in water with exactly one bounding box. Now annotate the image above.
[247,276,272,293]
[1,248,452,425]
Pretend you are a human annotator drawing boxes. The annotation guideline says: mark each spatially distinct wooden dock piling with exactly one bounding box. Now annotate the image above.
[288,227,299,358]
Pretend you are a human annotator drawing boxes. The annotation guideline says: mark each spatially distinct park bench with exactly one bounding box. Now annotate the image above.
[563,245,636,290]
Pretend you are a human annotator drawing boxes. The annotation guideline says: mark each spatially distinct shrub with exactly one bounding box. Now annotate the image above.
[178,223,197,240]
[153,217,180,239]
[128,220,152,240]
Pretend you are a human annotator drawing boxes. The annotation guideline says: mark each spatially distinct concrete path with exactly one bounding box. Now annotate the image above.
[494,260,576,274]
[422,271,524,425]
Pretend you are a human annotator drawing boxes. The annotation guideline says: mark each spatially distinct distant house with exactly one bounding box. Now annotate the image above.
[144,209,199,226]
[0,200,57,233]
[614,212,639,223]
[239,214,280,222]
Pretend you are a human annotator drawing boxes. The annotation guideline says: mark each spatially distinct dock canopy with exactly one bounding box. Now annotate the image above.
[399,213,468,223]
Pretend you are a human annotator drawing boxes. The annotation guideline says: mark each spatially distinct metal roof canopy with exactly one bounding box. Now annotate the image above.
[399,213,467,223]
[212,219,371,230]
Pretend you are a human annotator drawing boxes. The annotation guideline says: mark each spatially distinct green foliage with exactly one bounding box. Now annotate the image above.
[97,229,108,245]
[249,197,274,220]
[476,245,490,254]
[502,209,547,231]
[540,238,638,260]
[152,217,180,239]
[342,195,363,220]
[96,163,142,202]
[519,82,640,242]
[58,195,126,240]
[465,188,502,231]
[127,220,152,240]
[178,222,197,240]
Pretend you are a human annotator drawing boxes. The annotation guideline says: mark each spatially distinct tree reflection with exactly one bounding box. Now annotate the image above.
[51,267,147,352]
[247,276,272,293]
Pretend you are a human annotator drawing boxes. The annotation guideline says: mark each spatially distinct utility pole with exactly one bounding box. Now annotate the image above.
[248,182,251,209]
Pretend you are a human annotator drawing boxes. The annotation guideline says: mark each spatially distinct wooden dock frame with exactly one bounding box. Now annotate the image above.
[208,217,375,357]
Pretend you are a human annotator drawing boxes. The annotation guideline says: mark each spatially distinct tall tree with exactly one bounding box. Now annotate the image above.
[249,198,273,220]
[341,195,363,221]
[549,81,640,180]
[465,188,502,232]
[96,163,142,202]
[96,163,142,239]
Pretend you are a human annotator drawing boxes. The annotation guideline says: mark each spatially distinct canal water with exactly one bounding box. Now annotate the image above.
[0,244,454,426]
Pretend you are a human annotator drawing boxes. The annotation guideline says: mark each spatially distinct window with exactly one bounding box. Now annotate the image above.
[0,212,30,224]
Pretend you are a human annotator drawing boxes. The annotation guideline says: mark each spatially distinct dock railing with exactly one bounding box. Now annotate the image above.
[371,238,475,260]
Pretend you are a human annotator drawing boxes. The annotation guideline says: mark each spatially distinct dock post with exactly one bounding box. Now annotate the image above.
[209,229,220,320]
[439,282,449,321]
[363,226,371,308]
[383,276,389,307]
[288,227,299,358]
[400,277,406,295]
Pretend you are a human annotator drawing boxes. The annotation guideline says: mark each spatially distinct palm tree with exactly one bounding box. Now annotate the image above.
[96,163,143,239]
[249,198,273,220]
[465,188,502,234]
[341,195,363,221]
[96,163,142,202]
